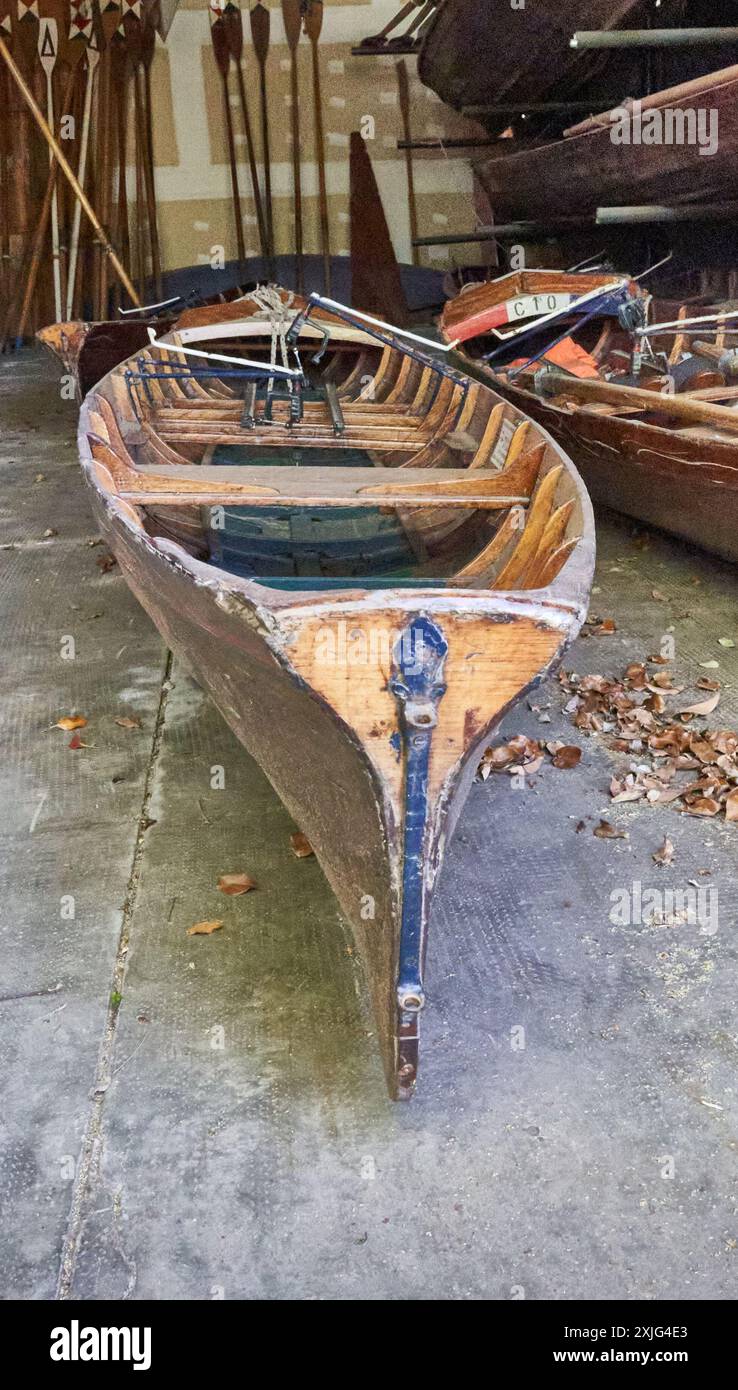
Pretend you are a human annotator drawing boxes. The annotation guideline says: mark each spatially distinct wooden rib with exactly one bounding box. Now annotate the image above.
[467,402,507,470]
[447,508,526,586]
[505,420,531,465]
[518,500,575,589]
[527,537,579,590]
[492,460,561,589]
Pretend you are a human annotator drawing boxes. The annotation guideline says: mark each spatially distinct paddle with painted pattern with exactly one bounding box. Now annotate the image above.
[0,22,140,305]
[222,1,268,263]
[281,0,303,293]
[249,2,273,265]
[65,0,97,316]
[37,11,63,316]
[303,1,330,293]
[209,0,246,264]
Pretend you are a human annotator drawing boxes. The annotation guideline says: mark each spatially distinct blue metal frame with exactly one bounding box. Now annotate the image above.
[389,615,448,1094]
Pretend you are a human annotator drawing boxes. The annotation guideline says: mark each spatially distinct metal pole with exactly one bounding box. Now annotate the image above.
[414,218,591,247]
[571,28,738,49]
[597,202,738,225]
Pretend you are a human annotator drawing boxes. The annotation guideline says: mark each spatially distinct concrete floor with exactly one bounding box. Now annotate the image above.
[1,349,737,1301]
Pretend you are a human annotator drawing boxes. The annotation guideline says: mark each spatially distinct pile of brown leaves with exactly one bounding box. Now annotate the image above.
[480,657,738,823]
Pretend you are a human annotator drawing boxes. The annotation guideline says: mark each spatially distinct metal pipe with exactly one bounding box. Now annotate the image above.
[397,137,515,151]
[414,218,591,247]
[597,202,738,225]
[462,99,621,116]
[571,28,738,50]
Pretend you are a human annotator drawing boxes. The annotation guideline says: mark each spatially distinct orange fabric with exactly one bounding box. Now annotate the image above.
[510,336,600,379]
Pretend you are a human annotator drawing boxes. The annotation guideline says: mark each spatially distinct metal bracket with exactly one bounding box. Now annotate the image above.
[389,615,448,1098]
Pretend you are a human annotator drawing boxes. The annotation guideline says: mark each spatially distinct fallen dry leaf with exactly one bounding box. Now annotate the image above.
[684,797,721,818]
[187,920,223,936]
[724,789,738,822]
[53,715,87,731]
[552,745,582,769]
[68,733,88,750]
[218,873,257,896]
[696,678,720,691]
[593,618,617,635]
[718,638,735,648]
[651,589,669,602]
[290,832,314,858]
[114,716,142,730]
[96,552,117,574]
[593,819,628,840]
[653,836,675,867]
[679,691,721,718]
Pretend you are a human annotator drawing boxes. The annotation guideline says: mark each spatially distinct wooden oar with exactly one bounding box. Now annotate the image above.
[0,8,14,318]
[223,1,268,261]
[66,5,99,317]
[396,60,419,266]
[120,2,148,297]
[37,14,63,319]
[281,0,303,292]
[140,5,162,298]
[209,0,246,264]
[91,1,122,319]
[0,28,140,304]
[109,18,133,317]
[249,2,273,265]
[304,1,330,293]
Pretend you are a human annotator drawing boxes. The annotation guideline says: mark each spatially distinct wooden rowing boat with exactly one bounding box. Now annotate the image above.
[37,282,373,400]
[475,63,738,221]
[442,269,738,563]
[417,0,655,127]
[78,291,594,1099]
[37,255,449,397]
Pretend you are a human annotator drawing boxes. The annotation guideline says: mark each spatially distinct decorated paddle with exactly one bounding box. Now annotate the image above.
[249,2,273,264]
[0,23,140,305]
[396,59,419,266]
[37,11,63,316]
[222,1,268,262]
[209,0,246,264]
[303,0,330,293]
[281,0,302,291]
[65,0,97,316]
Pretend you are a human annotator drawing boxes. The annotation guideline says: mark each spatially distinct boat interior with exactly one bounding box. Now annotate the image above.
[81,305,588,597]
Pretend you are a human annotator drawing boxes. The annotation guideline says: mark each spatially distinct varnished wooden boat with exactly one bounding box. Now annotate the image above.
[418,0,661,129]
[475,63,738,221]
[37,255,448,399]
[442,270,738,562]
[78,291,594,1099]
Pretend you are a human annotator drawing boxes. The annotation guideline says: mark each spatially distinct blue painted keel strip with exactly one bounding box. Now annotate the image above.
[389,616,448,1095]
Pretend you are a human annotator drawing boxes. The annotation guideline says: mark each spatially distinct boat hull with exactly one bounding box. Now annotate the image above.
[490,374,738,563]
[86,478,583,1096]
